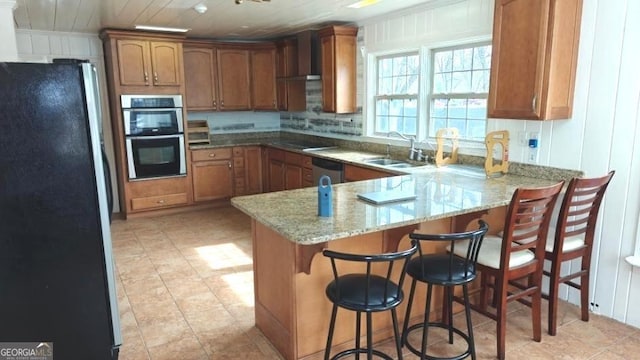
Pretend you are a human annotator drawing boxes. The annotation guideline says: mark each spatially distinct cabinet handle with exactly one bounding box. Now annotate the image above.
[228,161,232,169]
[532,95,537,112]
[157,199,165,204]
[144,71,149,84]
[213,99,217,107]
[208,153,216,158]
[221,100,224,108]
[154,72,158,83]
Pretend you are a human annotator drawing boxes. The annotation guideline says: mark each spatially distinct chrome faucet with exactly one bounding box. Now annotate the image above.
[388,131,418,161]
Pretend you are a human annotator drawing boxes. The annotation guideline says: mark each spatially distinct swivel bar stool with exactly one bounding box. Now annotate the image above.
[402,220,489,360]
[323,241,418,360]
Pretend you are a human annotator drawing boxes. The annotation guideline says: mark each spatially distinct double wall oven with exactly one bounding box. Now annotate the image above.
[122,94,187,180]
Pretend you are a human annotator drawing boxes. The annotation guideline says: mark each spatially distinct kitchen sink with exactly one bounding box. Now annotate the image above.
[364,158,405,166]
[363,158,420,168]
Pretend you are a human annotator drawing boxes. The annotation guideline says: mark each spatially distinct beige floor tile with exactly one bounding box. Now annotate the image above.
[111,207,640,360]
[138,315,193,348]
[147,335,208,360]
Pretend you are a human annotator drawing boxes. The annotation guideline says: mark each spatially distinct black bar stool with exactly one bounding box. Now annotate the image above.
[401,220,488,360]
[323,241,418,360]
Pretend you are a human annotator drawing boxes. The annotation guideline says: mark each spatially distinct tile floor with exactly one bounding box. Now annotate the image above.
[111,206,639,360]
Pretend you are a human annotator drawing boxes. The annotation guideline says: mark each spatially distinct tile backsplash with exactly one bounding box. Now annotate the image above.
[186,111,280,134]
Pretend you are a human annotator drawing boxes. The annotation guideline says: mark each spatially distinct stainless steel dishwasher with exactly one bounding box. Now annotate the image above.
[312,157,343,185]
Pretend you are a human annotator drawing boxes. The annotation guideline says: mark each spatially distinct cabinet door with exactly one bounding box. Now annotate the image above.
[149,41,181,87]
[184,47,217,110]
[217,49,251,110]
[251,48,277,110]
[320,35,336,113]
[268,159,285,192]
[285,164,303,190]
[116,39,150,86]
[319,26,357,114]
[192,160,233,202]
[244,146,263,194]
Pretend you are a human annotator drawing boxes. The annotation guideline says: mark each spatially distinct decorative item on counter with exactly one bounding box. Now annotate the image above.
[318,175,333,217]
[484,130,509,176]
[435,128,459,167]
[187,120,210,145]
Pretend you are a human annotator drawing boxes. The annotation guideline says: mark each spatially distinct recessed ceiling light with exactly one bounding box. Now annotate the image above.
[134,25,190,33]
[347,0,382,9]
[193,4,208,14]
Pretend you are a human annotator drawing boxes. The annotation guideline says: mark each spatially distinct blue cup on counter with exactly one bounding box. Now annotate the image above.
[318,175,333,217]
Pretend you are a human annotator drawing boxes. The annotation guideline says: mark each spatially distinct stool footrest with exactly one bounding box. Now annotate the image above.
[404,322,473,360]
[330,348,394,360]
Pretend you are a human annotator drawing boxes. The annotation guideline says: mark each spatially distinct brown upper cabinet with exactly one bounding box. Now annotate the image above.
[487,0,583,120]
[251,46,278,110]
[276,39,306,112]
[318,25,358,114]
[217,48,252,111]
[115,39,182,88]
[183,45,217,111]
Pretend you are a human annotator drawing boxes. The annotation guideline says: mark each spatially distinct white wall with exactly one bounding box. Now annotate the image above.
[15,29,121,213]
[0,0,17,60]
[362,0,640,327]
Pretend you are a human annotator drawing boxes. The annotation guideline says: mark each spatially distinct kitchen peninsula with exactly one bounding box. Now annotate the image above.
[231,168,565,359]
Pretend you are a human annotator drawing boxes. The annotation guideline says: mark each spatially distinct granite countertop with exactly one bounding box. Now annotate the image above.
[231,170,560,245]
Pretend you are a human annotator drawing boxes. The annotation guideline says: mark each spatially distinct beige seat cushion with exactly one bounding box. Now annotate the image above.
[544,227,585,253]
[448,235,535,270]
[497,227,585,253]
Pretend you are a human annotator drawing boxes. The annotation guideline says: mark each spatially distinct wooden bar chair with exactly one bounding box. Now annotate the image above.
[450,182,564,360]
[544,171,614,335]
[322,241,418,360]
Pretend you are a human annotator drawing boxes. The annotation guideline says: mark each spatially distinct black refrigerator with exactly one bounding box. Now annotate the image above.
[0,62,121,359]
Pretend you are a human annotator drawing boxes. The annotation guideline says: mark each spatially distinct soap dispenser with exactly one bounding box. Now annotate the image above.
[317,175,333,217]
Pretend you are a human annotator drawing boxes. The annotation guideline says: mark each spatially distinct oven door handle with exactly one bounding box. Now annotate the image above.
[126,134,184,140]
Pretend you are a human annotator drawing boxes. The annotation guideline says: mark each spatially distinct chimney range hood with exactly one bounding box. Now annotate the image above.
[295,30,321,80]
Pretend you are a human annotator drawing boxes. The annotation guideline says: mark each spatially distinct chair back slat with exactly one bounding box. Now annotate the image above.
[501,182,565,269]
[552,171,615,253]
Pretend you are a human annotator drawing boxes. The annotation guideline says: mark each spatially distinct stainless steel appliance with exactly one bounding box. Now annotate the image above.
[0,61,121,359]
[121,94,186,180]
[121,94,183,135]
[312,157,343,185]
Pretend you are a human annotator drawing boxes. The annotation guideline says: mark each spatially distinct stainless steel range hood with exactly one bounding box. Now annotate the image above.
[294,30,321,80]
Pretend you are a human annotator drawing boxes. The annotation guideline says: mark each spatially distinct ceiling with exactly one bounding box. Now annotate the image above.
[12,0,463,40]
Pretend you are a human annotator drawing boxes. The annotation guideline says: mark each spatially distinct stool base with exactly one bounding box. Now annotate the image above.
[404,322,473,360]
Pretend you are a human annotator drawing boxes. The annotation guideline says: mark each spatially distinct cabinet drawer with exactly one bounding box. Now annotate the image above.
[303,168,313,184]
[303,156,312,169]
[268,148,285,161]
[192,148,232,162]
[131,193,188,211]
[232,147,244,156]
[285,151,304,166]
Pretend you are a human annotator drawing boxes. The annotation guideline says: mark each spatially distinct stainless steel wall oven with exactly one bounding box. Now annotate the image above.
[121,95,186,180]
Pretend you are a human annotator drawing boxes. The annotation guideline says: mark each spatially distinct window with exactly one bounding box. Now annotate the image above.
[368,42,491,142]
[373,53,420,137]
[429,43,491,140]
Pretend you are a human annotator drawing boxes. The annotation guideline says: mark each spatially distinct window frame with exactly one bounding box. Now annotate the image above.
[364,37,492,146]
[427,41,492,141]
[371,51,421,138]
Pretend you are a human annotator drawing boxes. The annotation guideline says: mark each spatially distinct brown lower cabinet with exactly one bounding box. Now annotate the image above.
[343,164,395,182]
[191,148,233,202]
[266,147,312,192]
[233,146,263,196]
